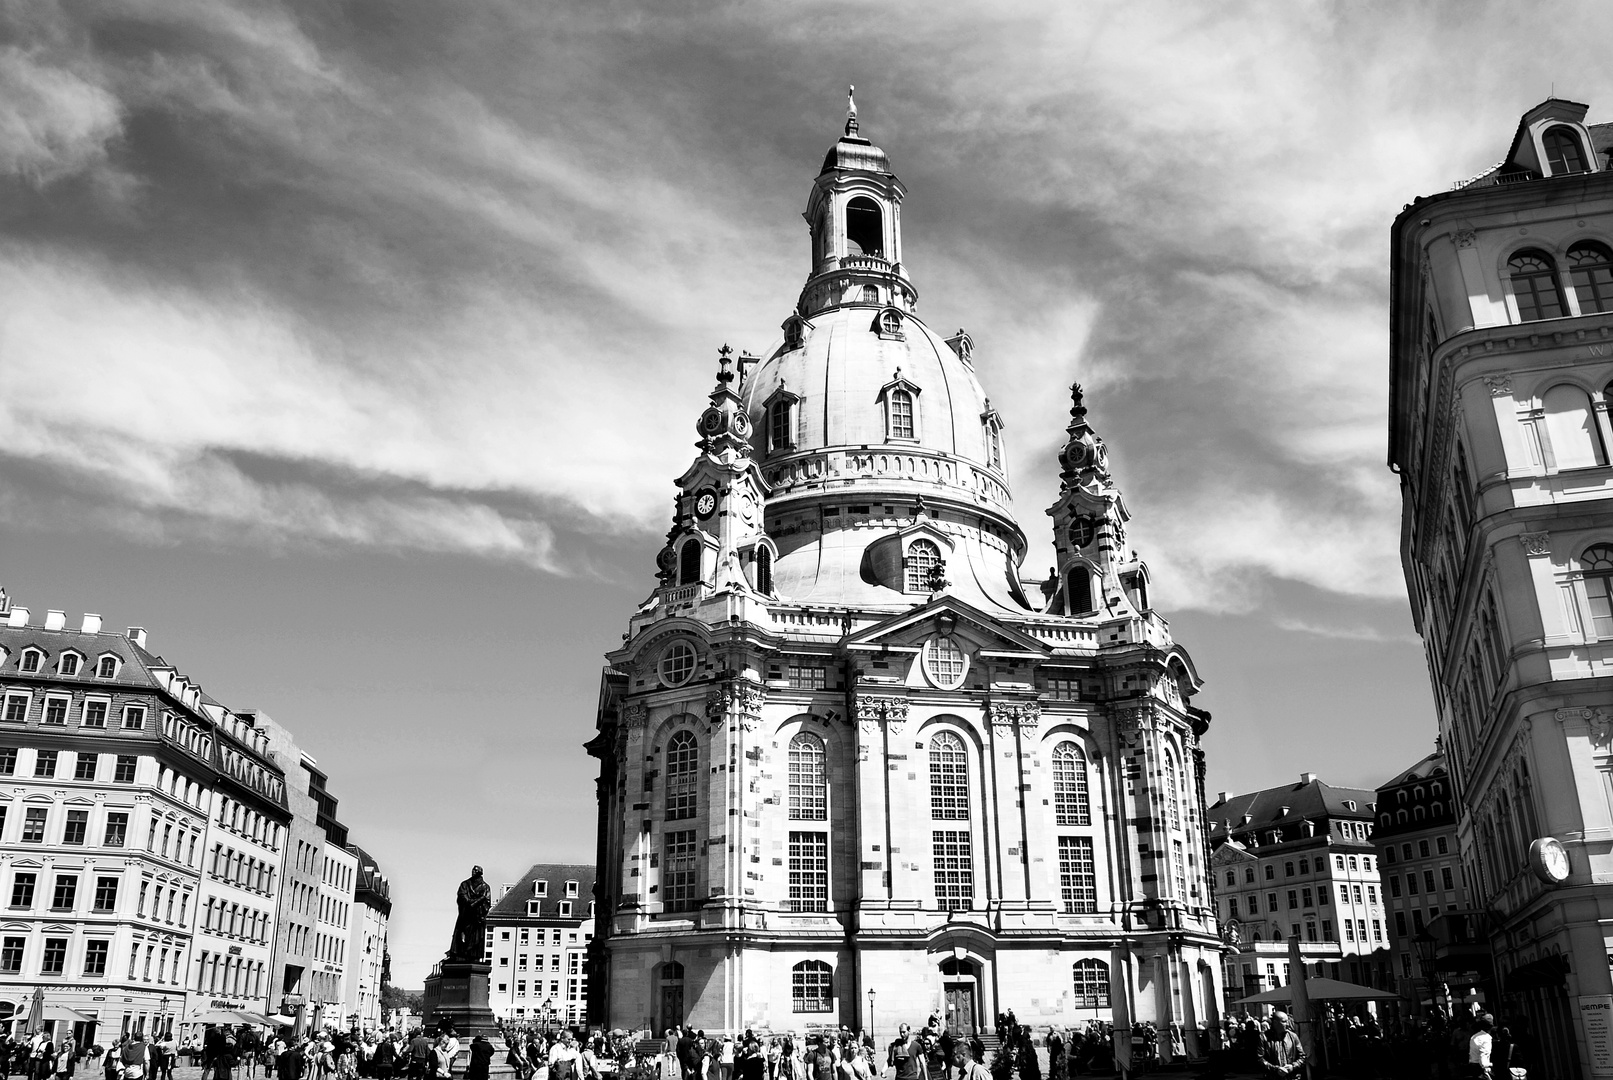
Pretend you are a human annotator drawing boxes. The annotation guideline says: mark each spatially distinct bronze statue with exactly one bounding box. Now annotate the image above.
[447,865,493,962]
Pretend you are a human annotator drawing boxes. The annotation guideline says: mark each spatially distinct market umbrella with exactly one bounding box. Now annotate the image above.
[40,1007,97,1024]
[188,1010,257,1026]
[1235,977,1401,1005]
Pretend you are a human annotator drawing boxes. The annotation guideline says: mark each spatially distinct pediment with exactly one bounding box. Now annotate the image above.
[1210,841,1255,867]
[844,596,1051,659]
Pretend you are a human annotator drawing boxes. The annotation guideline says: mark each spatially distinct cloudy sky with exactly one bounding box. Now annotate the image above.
[3,0,1608,985]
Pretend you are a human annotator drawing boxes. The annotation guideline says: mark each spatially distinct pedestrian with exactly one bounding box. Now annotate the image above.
[464,1037,493,1080]
[1468,1014,1495,1080]
[1259,1013,1306,1079]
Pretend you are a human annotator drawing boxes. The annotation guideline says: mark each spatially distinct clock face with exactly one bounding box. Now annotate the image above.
[700,408,723,434]
[740,494,757,522]
[1530,837,1571,884]
[694,490,717,520]
[733,412,751,435]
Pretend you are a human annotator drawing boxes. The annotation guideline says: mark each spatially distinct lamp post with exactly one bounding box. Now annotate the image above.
[543,998,554,1035]
[1413,930,1438,1021]
[867,988,875,1043]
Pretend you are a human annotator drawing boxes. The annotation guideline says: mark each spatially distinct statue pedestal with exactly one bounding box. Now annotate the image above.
[424,960,499,1039]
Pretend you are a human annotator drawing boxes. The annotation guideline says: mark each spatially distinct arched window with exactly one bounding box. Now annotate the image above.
[1067,566,1093,614]
[1052,742,1091,826]
[1224,870,1236,887]
[929,731,969,820]
[1543,385,1607,469]
[665,731,698,821]
[861,285,879,304]
[1570,242,1613,314]
[1071,959,1110,1008]
[887,388,915,440]
[769,399,794,453]
[1164,749,1182,830]
[906,540,941,593]
[1510,250,1566,322]
[1584,544,1613,638]
[845,196,883,258]
[1544,126,1588,175]
[791,960,833,1013]
[754,547,773,596]
[788,733,826,820]
[678,538,703,586]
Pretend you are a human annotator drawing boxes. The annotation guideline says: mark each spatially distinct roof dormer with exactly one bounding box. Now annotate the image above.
[1507,99,1601,177]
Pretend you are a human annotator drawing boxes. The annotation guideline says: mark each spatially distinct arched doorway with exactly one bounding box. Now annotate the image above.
[656,962,684,1034]
[939,958,979,1036]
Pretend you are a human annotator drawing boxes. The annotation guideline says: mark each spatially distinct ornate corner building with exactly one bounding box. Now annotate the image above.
[1390,98,1613,1079]
[587,95,1221,1044]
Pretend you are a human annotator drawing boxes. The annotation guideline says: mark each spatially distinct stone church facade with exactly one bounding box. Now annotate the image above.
[587,95,1223,1046]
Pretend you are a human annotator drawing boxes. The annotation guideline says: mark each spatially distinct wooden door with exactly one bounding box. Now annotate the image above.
[944,985,975,1036]
[659,985,684,1032]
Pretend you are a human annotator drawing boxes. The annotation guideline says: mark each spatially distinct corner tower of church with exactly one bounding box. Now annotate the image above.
[587,96,1223,1049]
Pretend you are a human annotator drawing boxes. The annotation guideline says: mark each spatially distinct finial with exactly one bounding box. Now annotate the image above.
[717,344,734,384]
[1069,382,1087,422]
[845,84,859,137]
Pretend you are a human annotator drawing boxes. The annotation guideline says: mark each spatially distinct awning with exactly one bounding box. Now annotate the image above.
[1235,977,1401,1005]
[1503,954,1570,993]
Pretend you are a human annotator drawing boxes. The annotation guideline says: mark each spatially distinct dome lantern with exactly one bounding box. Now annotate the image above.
[800,88,916,319]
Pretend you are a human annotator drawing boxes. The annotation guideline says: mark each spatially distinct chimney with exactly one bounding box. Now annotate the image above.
[44,610,66,631]
[80,614,102,634]
[6,607,28,628]
[1300,771,1319,785]
[1217,790,1232,804]
[127,627,147,648]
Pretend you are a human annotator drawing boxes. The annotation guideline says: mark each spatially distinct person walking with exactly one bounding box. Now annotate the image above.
[1259,1013,1306,1079]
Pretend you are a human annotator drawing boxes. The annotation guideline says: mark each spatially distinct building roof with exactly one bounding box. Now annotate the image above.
[1207,774,1376,840]
[488,863,597,922]
[1377,751,1447,792]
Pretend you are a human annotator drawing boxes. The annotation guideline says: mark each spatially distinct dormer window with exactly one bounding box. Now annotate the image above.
[1066,566,1094,614]
[96,655,119,679]
[58,653,80,677]
[888,389,914,439]
[534,880,548,897]
[753,545,774,596]
[565,880,579,897]
[986,420,1003,470]
[1544,125,1589,175]
[764,388,800,455]
[875,308,904,339]
[782,315,806,351]
[19,650,42,674]
[879,376,921,442]
[905,540,942,593]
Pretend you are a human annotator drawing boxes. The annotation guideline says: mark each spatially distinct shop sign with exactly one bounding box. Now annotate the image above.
[1580,995,1613,1075]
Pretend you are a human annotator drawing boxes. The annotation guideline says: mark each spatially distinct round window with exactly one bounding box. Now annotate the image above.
[658,641,698,687]
[879,309,902,335]
[1068,518,1096,548]
[922,635,968,690]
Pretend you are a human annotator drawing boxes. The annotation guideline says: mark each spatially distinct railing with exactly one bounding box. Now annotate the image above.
[1451,164,1601,191]
[839,254,892,273]
[660,583,705,605]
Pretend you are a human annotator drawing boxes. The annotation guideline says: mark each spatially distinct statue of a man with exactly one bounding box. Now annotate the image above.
[447,865,493,962]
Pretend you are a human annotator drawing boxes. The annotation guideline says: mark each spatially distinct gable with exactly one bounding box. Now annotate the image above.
[844,596,1050,658]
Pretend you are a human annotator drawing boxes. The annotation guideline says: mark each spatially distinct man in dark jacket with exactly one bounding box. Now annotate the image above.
[464,1037,494,1080]
[278,1040,306,1080]
[675,1030,700,1080]
[372,1038,397,1080]
[406,1033,433,1080]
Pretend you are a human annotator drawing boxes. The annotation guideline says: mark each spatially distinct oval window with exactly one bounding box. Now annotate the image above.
[658,641,698,687]
[922,635,968,690]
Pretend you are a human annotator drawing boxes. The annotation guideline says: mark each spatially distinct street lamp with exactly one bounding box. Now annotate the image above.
[867,988,875,1043]
[1413,930,1438,1019]
[543,998,554,1035]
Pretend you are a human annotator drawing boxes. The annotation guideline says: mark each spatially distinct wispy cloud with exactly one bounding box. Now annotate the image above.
[2,0,1608,615]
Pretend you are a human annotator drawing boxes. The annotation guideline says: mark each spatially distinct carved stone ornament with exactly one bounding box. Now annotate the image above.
[1483,373,1513,396]
[989,701,1041,734]
[855,695,910,734]
[1555,706,1613,749]
[706,681,766,731]
[1519,532,1551,557]
[1452,228,1477,249]
[620,703,649,730]
[1114,704,1155,731]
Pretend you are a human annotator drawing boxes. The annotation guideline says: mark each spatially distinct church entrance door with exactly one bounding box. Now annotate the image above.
[657,962,685,1032]
[943,985,976,1036]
